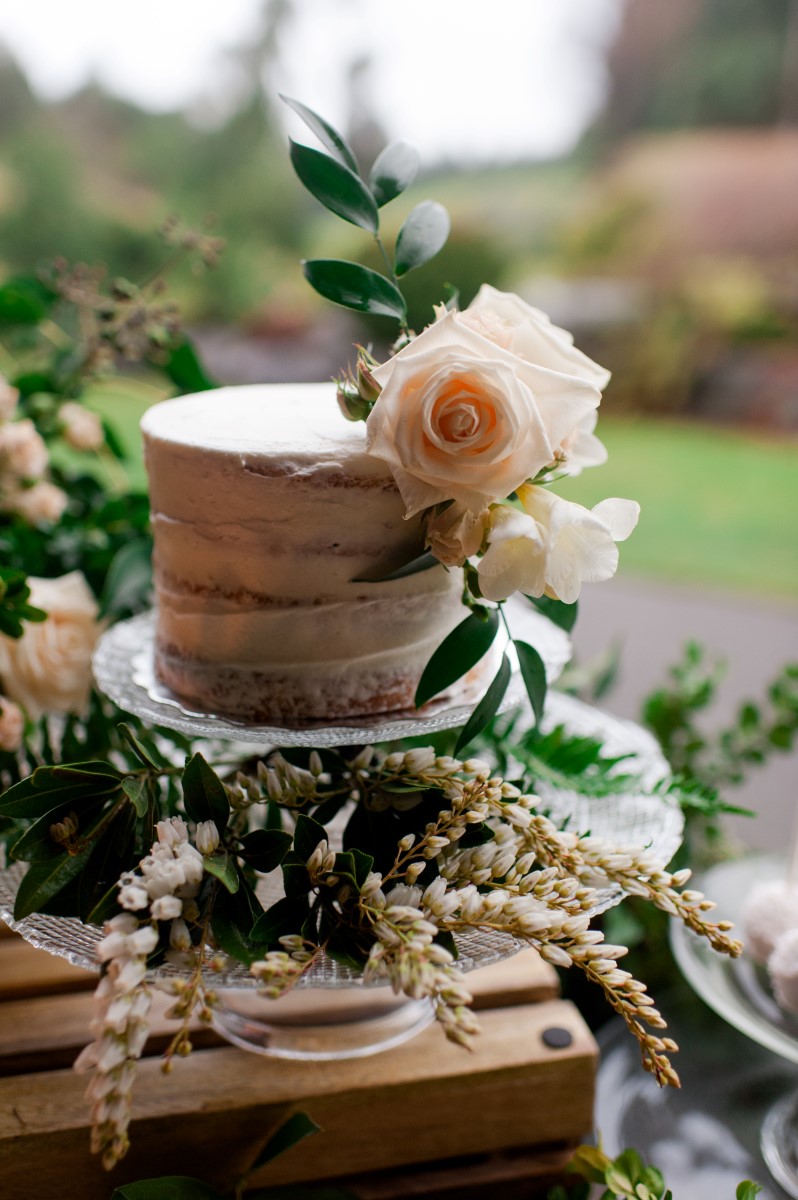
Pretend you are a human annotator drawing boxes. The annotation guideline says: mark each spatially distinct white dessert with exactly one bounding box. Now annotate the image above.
[741,880,798,965]
[141,384,465,722]
[769,928,798,1014]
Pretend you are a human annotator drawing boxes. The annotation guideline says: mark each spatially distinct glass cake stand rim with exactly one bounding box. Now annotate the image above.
[91,600,572,749]
[670,853,798,1066]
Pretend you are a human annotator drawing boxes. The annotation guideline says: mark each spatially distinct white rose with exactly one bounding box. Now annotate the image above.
[0,419,48,480]
[6,481,68,525]
[463,286,610,475]
[0,376,19,423]
[367,311,600,516]
[0,572,102,718]
[0,695,24,752]
[425,502,488,566]
[59,402,105,452]
[477,487,639,603]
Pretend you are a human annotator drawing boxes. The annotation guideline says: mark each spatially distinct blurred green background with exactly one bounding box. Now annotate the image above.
[1,0,797,599]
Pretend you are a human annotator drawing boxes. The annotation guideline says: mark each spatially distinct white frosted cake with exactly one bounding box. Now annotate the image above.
[141,383,464,722]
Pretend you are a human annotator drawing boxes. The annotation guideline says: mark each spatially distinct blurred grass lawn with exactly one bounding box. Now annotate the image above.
[85,379,798,602]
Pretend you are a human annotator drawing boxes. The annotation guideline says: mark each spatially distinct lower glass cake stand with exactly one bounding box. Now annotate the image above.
[671,855,798,1197]
[1,611,683,1061]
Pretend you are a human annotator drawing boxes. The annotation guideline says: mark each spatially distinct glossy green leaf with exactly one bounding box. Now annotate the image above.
[415,607,500,708]
[0,774,117,820]
[203,851,240,894]
[353,550,439,583]
[111,1178,223,1200]
[211,877,267,966]
[51,762,122,784]
[251,1111,321,1171]
[238,828,292,874]
[100,538,153,618]
[122,776,149,818]
[369,139,420,206]
[514,639,547,724]
[10,807,73,862]
[280,94,358,173]
[303,259,406,320]
[118,723,167,770]
[454,653,512,755]
[13,844,93,919]
[289,141,378,231]
[251,894,309,947]
[525,593,579,633]
[182,754,230,833]
[294,813,327,863]
[163,338,217,395]
[0,275,54,328]
[394,201,450,277]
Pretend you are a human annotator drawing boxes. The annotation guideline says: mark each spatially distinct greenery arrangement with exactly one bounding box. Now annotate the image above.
[0,100,755,1186]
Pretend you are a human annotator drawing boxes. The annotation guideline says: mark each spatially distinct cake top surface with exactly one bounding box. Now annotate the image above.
[141,382,375,468]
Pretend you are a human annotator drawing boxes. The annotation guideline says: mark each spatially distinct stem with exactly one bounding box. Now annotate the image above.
[373,231,409,337]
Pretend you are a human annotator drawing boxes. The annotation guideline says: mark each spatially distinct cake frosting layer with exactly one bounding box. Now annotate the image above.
[142,384,466,721]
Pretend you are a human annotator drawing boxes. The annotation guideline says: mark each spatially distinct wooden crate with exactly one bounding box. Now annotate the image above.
[0,926,597,1199]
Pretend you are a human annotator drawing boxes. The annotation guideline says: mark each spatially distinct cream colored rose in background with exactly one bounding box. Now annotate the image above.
[425,502,488,566]
[60,402,105,453]
[7,481,69,525]
[477,486,639,604]
[0,695,24,752]
[367,310,601,517]
[0,572,102,718]
[0,418,48,481]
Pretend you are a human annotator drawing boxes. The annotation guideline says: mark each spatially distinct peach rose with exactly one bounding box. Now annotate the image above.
[60,402,105,452]
[0,572,102,718]
[0,695,24,752]
[0,418,48,480]
[425,502,488,567]
[367,311,600,516]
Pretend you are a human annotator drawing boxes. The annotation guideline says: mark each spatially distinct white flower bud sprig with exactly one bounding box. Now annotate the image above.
[251,935,322,1000]
[73,913,157,1170]
[75,815,223,1170]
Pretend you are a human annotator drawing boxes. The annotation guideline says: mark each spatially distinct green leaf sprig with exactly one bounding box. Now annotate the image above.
[282,95,450,336]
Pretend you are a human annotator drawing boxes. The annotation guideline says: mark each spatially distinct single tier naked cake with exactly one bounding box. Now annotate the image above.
[141,383,465,722]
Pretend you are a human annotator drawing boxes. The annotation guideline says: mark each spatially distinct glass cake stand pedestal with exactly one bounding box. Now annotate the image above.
[671,855,798,1197]
[0,605,683,1063]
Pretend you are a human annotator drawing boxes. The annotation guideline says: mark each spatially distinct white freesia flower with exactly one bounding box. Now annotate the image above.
[367,309,600,516]
[0,571,101,718]
[475,505,547,602]
[526,486,639,604]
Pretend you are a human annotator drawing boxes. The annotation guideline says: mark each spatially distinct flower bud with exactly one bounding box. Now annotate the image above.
[194,820,220,856]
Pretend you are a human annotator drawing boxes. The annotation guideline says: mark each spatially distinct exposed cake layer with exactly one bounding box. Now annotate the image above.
[142,384,465,721]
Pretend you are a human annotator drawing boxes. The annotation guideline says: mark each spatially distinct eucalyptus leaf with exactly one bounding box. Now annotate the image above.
[203,851,240,894]
[394,200,450,277]
[514,639,547,724]
[251,1111,321,1171]
[415,607,499,707]
[369,139,420,206]
[289,141,378,231]
[353,549,438,583]
[525,593,578,633]
[182,753,230,833]
[280,94,359,173]
[238,828,292,874]
[303,259,406,320]
[454,653,512,755]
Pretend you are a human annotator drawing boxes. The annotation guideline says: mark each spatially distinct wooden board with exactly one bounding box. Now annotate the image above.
[0,929,597,1200]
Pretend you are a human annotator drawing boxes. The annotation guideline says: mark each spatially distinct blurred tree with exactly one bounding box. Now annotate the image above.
[597,0,798,141]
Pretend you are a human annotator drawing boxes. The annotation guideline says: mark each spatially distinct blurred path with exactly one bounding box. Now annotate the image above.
[571,575,798,853]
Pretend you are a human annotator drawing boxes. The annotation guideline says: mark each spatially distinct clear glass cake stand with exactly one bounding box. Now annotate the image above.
[671,855,798,1197]
[0,609,683,1062]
